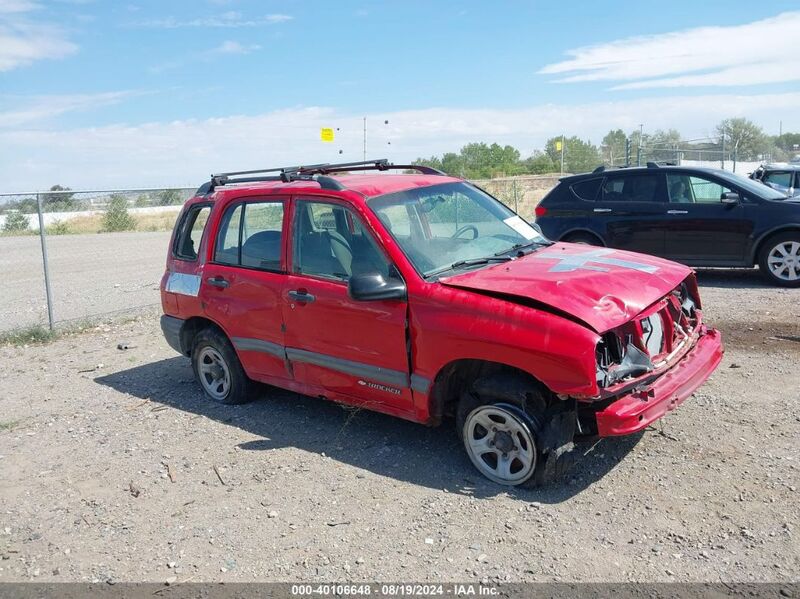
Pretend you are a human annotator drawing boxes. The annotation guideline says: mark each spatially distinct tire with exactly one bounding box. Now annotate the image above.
[191,327,254,404]
[758,232,800,288]
[562,232,601,246]
[456,373,576,487]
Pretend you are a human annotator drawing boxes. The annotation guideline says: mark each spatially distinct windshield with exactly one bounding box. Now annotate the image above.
[368,182,548,278]
[714,169,788,200]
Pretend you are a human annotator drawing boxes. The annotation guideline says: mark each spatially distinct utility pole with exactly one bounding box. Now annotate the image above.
[721,126,726,170]
[362,117,367,161]
[637,123,643,167]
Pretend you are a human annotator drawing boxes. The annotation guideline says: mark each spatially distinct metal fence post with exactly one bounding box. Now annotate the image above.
[35,193,55,331]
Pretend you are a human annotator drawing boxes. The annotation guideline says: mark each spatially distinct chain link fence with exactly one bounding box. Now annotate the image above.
[0,187,195,335]
[1,178,564,336]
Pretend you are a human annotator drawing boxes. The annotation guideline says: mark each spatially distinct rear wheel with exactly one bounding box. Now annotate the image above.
[758,233,800,287]
[191,328,254,404]
[456,373,576,487]
[562,232,601,246]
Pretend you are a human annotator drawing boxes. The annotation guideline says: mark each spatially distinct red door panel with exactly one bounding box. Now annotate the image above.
[200,266,289,380]
[282,274,413,413]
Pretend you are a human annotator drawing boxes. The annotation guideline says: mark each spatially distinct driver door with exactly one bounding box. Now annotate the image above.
[282,197,414,415]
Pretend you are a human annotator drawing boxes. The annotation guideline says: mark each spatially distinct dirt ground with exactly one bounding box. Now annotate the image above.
[0,269,798,583]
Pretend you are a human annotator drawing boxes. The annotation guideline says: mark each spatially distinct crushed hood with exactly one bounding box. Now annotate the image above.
[439,243,692,333]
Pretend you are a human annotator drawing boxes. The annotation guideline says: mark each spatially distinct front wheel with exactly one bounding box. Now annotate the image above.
[758,233,800,287]
[461,403,539,486]
[456,374,576,487]
[191,328,254,404]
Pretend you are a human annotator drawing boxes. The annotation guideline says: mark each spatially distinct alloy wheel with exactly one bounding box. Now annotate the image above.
[463,404,537,485]
[197,346,231,401]
[767,241,800,282]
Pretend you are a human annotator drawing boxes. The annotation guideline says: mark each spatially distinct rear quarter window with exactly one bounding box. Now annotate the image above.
[173,204,211,261]
[570,178,603,201]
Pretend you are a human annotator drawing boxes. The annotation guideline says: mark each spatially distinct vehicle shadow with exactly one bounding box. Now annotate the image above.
[95,357,643,503]
[694,267,769,289]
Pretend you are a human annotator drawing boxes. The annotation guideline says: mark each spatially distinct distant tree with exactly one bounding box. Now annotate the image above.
[601,129,628,166]
[648,129,683,162]
[102,194,136,232]
[3,210,30,233]
[135,194,151,208]
[414,142,525,179]
[544,136,601,174]
[157,189,183,206]
[522,151,557,174]
[717,118,768,167]
[774,132,800,157]
[42,185,85,212]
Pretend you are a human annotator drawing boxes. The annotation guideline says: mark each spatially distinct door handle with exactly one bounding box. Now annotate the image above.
[206,276,229,289]
[288,290,316,303]
[667,210,688,215]
[593,208,612,213]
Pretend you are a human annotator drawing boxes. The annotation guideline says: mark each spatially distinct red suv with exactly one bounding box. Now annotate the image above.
[160,159,723,487]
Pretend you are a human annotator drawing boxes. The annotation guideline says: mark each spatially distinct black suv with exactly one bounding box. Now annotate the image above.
[750,163,800,198]
[534,163,800,286]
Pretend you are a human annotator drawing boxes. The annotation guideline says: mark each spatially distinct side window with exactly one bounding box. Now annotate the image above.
[666,174,694,203]
[174,204,211,260]
[601,174,660,202]
[293,201,391,281]
[688,176,734,204]
[374,204,412,237]
[763,171,793,190]
[214,201,285,271]
[570,178,602,201]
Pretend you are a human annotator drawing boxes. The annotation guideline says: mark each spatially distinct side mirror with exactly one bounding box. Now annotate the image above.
[721,192,740,204]
[348,273,407,301]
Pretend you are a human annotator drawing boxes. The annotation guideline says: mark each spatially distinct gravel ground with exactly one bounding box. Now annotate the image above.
[0,269,797,583]
[0,232,170,331]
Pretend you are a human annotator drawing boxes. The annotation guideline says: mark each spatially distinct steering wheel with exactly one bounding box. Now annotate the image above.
[452,225,478,240]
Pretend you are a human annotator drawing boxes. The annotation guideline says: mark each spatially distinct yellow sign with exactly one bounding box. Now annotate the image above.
[320,127,335,142]
[555,140,562,152]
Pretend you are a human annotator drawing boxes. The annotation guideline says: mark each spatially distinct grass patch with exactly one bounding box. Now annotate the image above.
[0,325,58,346]
[0,211,178,237]
[0,420,19,432]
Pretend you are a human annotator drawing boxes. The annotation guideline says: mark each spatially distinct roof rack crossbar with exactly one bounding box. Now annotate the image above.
[199,158,446,195]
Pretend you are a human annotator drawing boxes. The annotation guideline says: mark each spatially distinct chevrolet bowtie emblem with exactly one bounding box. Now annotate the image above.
[533,248,659,273]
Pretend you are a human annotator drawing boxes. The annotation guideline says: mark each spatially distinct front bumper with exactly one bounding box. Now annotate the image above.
[595,327,723,437]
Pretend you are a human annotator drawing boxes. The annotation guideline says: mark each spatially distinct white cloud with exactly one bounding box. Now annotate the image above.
[0,0,39,13]
[0,91,140,127]
[209,40,260,55]
[539,12,800,89]
[0,0,77,71]
[138,12,292,28]
[1,92,798,191]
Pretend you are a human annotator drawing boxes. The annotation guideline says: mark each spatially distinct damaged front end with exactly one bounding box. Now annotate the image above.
[581,275,722,438]
[595,277,701,391]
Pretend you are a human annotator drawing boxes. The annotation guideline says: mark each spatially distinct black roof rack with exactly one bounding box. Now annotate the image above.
[592,165,624,174]
[197,158,446,195]
[646,161,677,168]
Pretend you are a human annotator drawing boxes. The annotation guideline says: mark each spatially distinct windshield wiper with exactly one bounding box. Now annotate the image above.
[425,255,512,279]
[495,239,552,256]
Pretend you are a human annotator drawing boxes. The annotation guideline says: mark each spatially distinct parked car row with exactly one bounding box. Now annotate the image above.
[534,162,800,286]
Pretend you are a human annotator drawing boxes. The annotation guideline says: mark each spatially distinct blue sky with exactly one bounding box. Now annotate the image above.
[2,0,800,190]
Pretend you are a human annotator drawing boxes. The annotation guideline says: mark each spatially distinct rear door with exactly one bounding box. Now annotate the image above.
[163,202,212,316]
[593,172,667,256]
[662,172,753,264]
[200,197,291,381]
[282,197,414,415]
